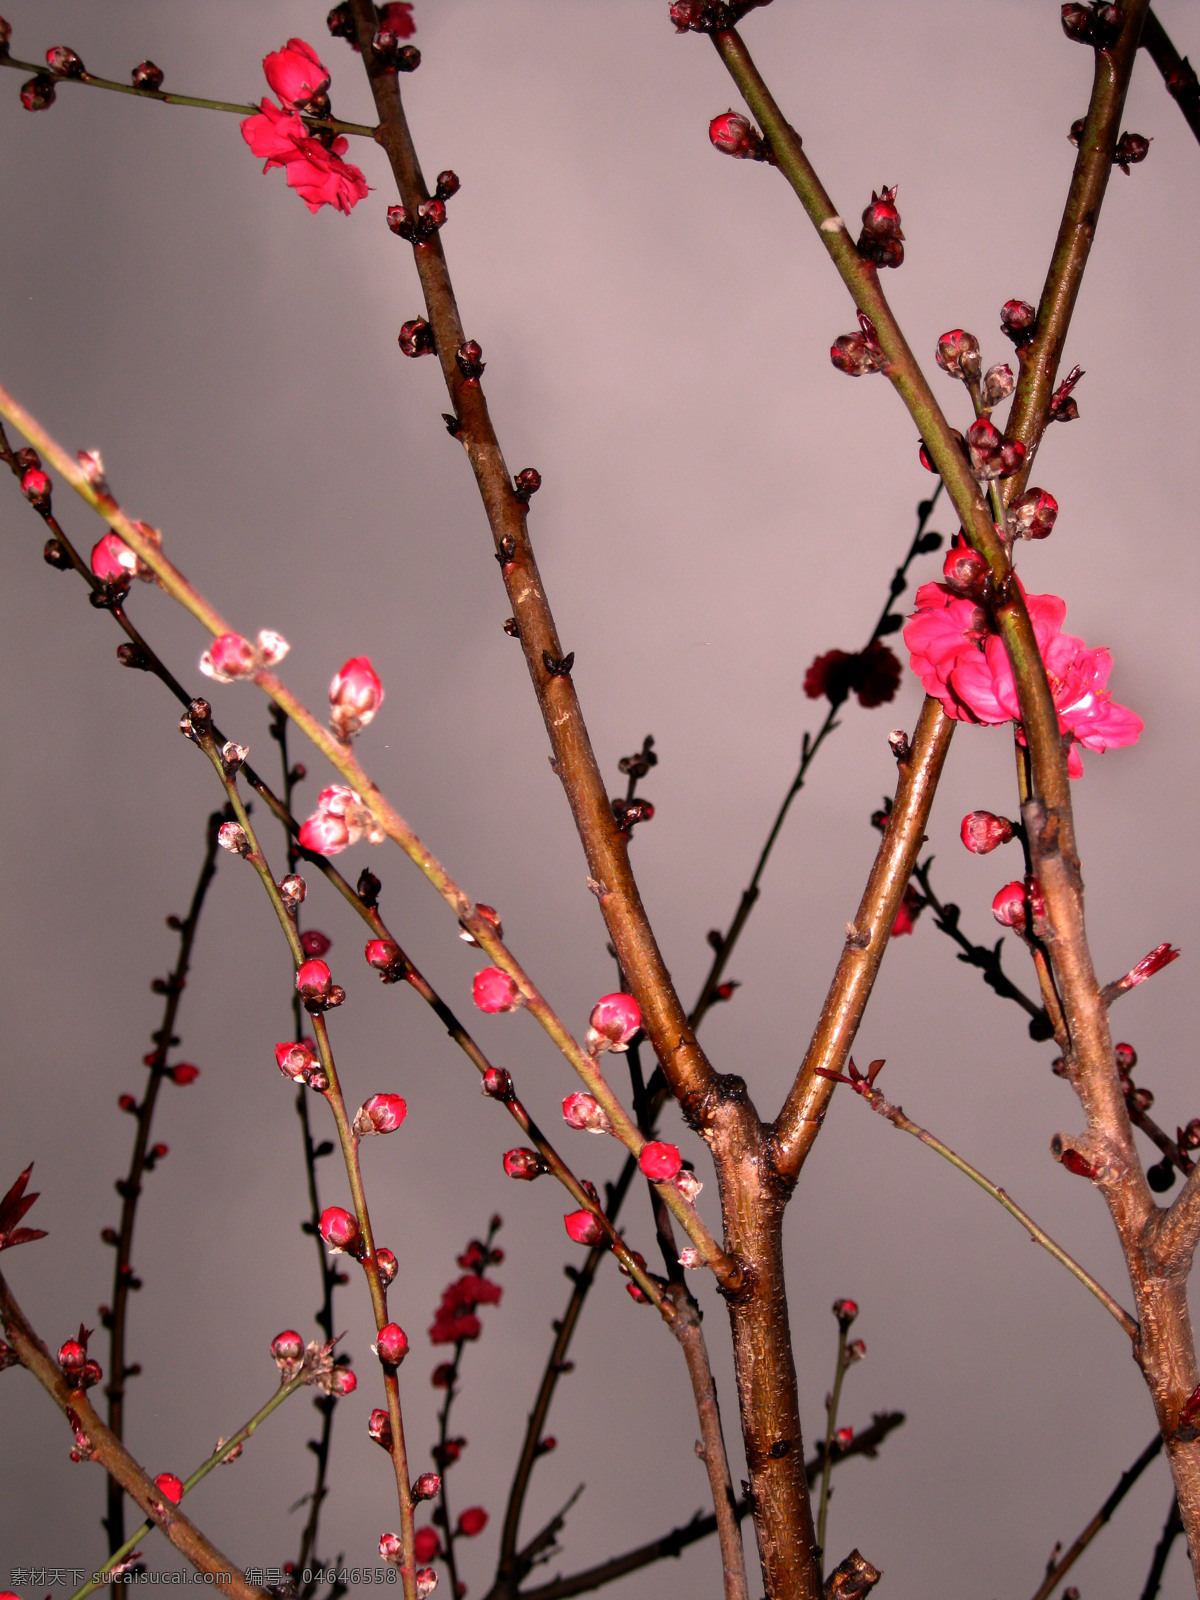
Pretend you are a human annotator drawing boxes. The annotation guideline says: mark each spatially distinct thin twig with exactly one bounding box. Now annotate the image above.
[1141,10,1200,147]
[1140,1494,1184,1600]
[1027,1434,1163,1600]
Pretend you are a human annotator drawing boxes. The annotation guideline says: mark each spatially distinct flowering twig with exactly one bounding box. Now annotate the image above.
[1141,11,1200,146]
[100,806,225,1558]
[0,1270,269,1596]
[75,1368,310,1600]
[691,481,945,1029]
[1027,1434,1163,1600]
[815,1058,1137,1340]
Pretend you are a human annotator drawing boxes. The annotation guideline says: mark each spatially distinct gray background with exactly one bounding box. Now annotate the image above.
[1,2,1198,1595]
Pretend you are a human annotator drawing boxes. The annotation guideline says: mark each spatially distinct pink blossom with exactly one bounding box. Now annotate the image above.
[240,99,369,216]
[262,39,330,110]
[903,580,1141,777]
[586,992,642,1054]
[330,656,385,738]
[241,99,310,169]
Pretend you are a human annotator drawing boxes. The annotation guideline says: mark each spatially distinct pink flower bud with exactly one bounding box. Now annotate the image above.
[297,958,333,1006]
[399,317,436,357]
[329,656,385,740]
[300,930,331,957]
[564,1209,605,1246]
[354,1093,408,1136]
[154,1472,184,1505]
[458,1507,488,1538]
[861,185,902,239]
[473,967,522,1014]
[46,46,84,77]
[320,1205,361,1255]
[416,1570,439,1600]
[91,532,137,583]
[481,1066,513,1099]
[168,1063,199,1086]
[375,1322,409,1365]
[991,881,1028,928]
[941,544,988,596]
[832,1297,858,1324]
[934,329,981,382]
[376,1246,399,1285]
[414,1528,441,1564]
[1000,299,1037,348]
[960,812,1016,854]
[847,1338,867,1362]
[966,417,1026,481]
[217,822,250,856]
[562,1093,612,1135]
[413,1472,441,1501]
[132,61,164,91]
[638,1141,682,1181]
[366,938,402,971]
[674,1168,703,1202]
[299,809,351,855]
[275,1039,319,1083]
[982,363,1015,406]
[503,1148,545,1181]
[58,1339,87,1374]
[263,38,330,110]
[835,1426,854,1448]
[709,110,764,159]
[200,632,257,684]
[587,992,641,1054]
[1115,1041,1137,1071]
[330,1366,357,1397]
[118,1093,137,1113]
[678,1247,701,1269]
[255,628,289,666]
[368,1408,393,1450]
[21,466,51,504]
[272,1330,304,1367]
[830,333,881,377]
[1009,488,1059,540]
[380,1533,403,1565]
[459,905,503,946]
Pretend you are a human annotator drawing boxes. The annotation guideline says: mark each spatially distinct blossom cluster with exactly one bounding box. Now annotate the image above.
[240,39,369,214]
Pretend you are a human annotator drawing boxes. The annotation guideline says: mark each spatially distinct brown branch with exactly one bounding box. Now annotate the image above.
[1141,1494,1184,1600]
[0,1270,269,1596]
[1142,10,1200,149]
[1028,1434,1163,1600]
[344,0,719,1122]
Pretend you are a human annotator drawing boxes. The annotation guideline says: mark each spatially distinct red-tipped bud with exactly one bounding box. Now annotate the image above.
[368,1408,393,1449]
[200,632,256,684]
[481,1066,513,1099]
[709,109,764,159]
[1114,1041,1137,1071]
[835,1425,854,1448]
[1009,487,1059,541]
[639,1141,682,1181]
[436,170,460,199]
[365,939,402,976]
[934,329,981,382]
[503,1148,545,1181]
[272,1330,305,1368]
[562,1093,612,1135]
[20,75,56,111]
[414,1528,442,1564]
[91,532,137,583]
[1114,131,1150,173]
[376,1246,399,1285]
[375,1322,409,1365]
[847,1338,867,1363]
[81,1359,103,1389]
[960,811,1016,854]
[991,881,1028,928]
[132,60,164,91]
[399,317,436,357]
[330,655,384,740]
[966,417,1026,480]
[473,967,521,1014]
[416,1570,438,1599]
[453,338,485,379]
[217,822,250,856]
[982,363,1015,406]
[587,992,641,1054]
[830,333,882,377]
[118,1093,138,1113]
[514,466,542,501]
[861,185,902,238]
[154,1472,184,1504]
[297,958,333,1006]
[58,1339,87,1374]
[458,1507,489,1537]
[299,810,351,855]
[379,1532,403,1564]
[832,1297,858,1326]
[46,45,84,77]
[21,466,51,505]
[417,197,446,232]
[564,1209,606,1245]
[1000,299,1037,348]
[319,1206,361,1255]
[168,1063,200,1085]
[275,1039,321,1087]
[1057,1143,1098,1179]
[413,1471,441,1501]
[941,544,988,596]
[300,930,331,957]
[354,1093,408,1136]
[459,904,503,945]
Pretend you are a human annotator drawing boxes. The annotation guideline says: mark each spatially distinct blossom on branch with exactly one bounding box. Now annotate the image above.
[804,640,902,709]
[263,39,330,110]
[240,39,369,216]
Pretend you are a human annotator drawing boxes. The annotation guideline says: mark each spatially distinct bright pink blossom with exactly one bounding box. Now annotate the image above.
[473,967,521,1014]
[154,1472,184,1505]
[330,656,385,738]
[241,98,310,167]
[262,39,330,109]
[240,99,368,216]
[903,580,1141,777]
[639,1141,682,1182]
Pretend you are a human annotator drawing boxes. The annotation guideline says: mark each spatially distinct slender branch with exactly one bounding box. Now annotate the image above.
[1141,11,1200,147]
[76,1372,308,1600]
[1140,1495,1184,1600]
[1027,1434,1163,1600]
[823,1066,1136,1340]
[0,52,376,136]
[102,807,224,1557]
[343,0,721,1126]
[691,482,944,1030]
[0,1270,269,1596]
[815,1323,848,1568]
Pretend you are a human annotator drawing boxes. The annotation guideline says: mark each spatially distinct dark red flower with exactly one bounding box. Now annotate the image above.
[804,641,901,709]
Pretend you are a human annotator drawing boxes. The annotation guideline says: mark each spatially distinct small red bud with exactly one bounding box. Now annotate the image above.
[58,1339,87,1374]
[941,543,989,596]
[1057,1144,1098,1180]
[586,992,641,1054]
[709,110,763,158]
[638,1141,682,1181]
[473,967,522,1014]
[503,1148,544,1181]
[991,881,1028,929]
[981,363,1015,406]
[354,1093,408,1136]
[564,1209,606,1245]
[132,60,164,91]
[514,467,542,501]
[1114,131,1150,174]
[272,1330,305,1367]
[319,1206,362,1255]
[934,329,981,382]
[297,958,333,1007]
[966,417,1026,481]
[91,532,137,583]
[413,1471,442,1501]
[832,1297,858,1326]
[1000,299,1037,348]
[300,929,331,958]
[835,1425,854,1448]
[847,1338,867,1362]
[1114,1042,1137,1071]
[46,45,84,76]
[436,170,460,199]
[330,656,384,740]
[154,1472,184,1504]
[375,1322,409,1365]
[458,1506,488,1538]
[118,1094,138,1114]
[399,317,436,357]
[368,1408,393,1450]
[21,466,51,505]
[168,1063,200,1085]
[376,1246,399,1284]
[482,1066,513,1099]
[458,903,503,945]
[960,812,1016,854]
[455,339,485,379]
[416,1569,438,1600]
[414,1528,442,1564]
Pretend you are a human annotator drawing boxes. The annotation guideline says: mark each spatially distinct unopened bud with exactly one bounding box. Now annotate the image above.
[365,938,402,975]
[459,904,503,945]
[217,822,250,856]
[481,1066,513,1099]
[320,1206,362,1256]
[354,1093,408,1136]
[887,729,910,761]
[1000,299,1037,348]
[200,632,257,684]
[132,60,164,91]
[399,317,436,357]
[456,339,485,379]
[981,363,1015,406]
[638,1141,682,1181]
[20,74,56,111]
[674,1167,703,1202]
[1053,1137,1098,1180]
[832,1297,858,1327]
[934,329,981,381]
[296,958,333,1007]
[279,874,306,908]
[861,185,901,238]
[436,170,460,199]
[1114,1041,1137,1071]
[1114,130,1150,173]
[220,741,248,772]
[503,1148,545,1181]
[960,811,1016,854]
[514,467,542,501]
[562,1093,612,1135]
[376,1246,399,1284]
[846,1338,867,1362]
[58,1339,87,1375]
[272,1330,304,1370]
[473,967,522,1014]
[413,1471,442,1501]
[374,1322,409,1366]
[21,466,51,505]
[329,655,384,740]
[1009,487,1059,540]
[564,1208,606,1246]
[586,992,641,1054]
[416,1570,438,1599]
[991,881,1028,928]
[966,417,1025,480]
[368,1408,393,1450]
[678,1247,701,1269]
[46,46,84,76]
[709,109,765,159]
[941,544,988,596]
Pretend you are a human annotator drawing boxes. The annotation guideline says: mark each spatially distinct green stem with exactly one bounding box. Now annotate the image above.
[814,1326,847,1569]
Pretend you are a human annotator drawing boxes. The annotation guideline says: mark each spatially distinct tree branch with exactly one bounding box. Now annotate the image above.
[1141,10,1200,148]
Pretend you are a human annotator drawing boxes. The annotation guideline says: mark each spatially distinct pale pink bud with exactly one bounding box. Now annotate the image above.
[674,1168,703,1202]
[458,1506,488,1537]
[586,992,641,1054]
[217,822,250,856]
[366,938,402,971]
[1009,487,1059,540]
[473,967,521,1013]
[256,628,290,666]
[317,784,361,818]
[374,1322,409,1365]
[380,1532,403,1565]
[709,109,762,159]
[376,1246,399,1285]
[562,1093,612,1135]
[416,1570,439,1599]
[678,1247,701,1269]
[354,1093,408,1136]
[271,1329,304,1368]
[154,1472,184,1504]
[200,632,256,684]
[297,958,333,1005]
[459,904,503,945]
[221,741,248,771]
[504,1148,544,1180]
[413,1471,441,1501]
[960,811,1016,854]
[564,1209,605,1245]
[934,329,981,382]
[320,1206,361,1255]
[991,881,1028,928]
[330,656,385,739]
[299,810,351,855]
[91,532,137,583]
[982,363,1015,406]
[639,1141,682,1181]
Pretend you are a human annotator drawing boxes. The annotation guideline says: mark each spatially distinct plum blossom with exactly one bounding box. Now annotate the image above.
[298,784,384,855]
[263,39,330,109]
[240,41,368,216]
[903,575,1141,777]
